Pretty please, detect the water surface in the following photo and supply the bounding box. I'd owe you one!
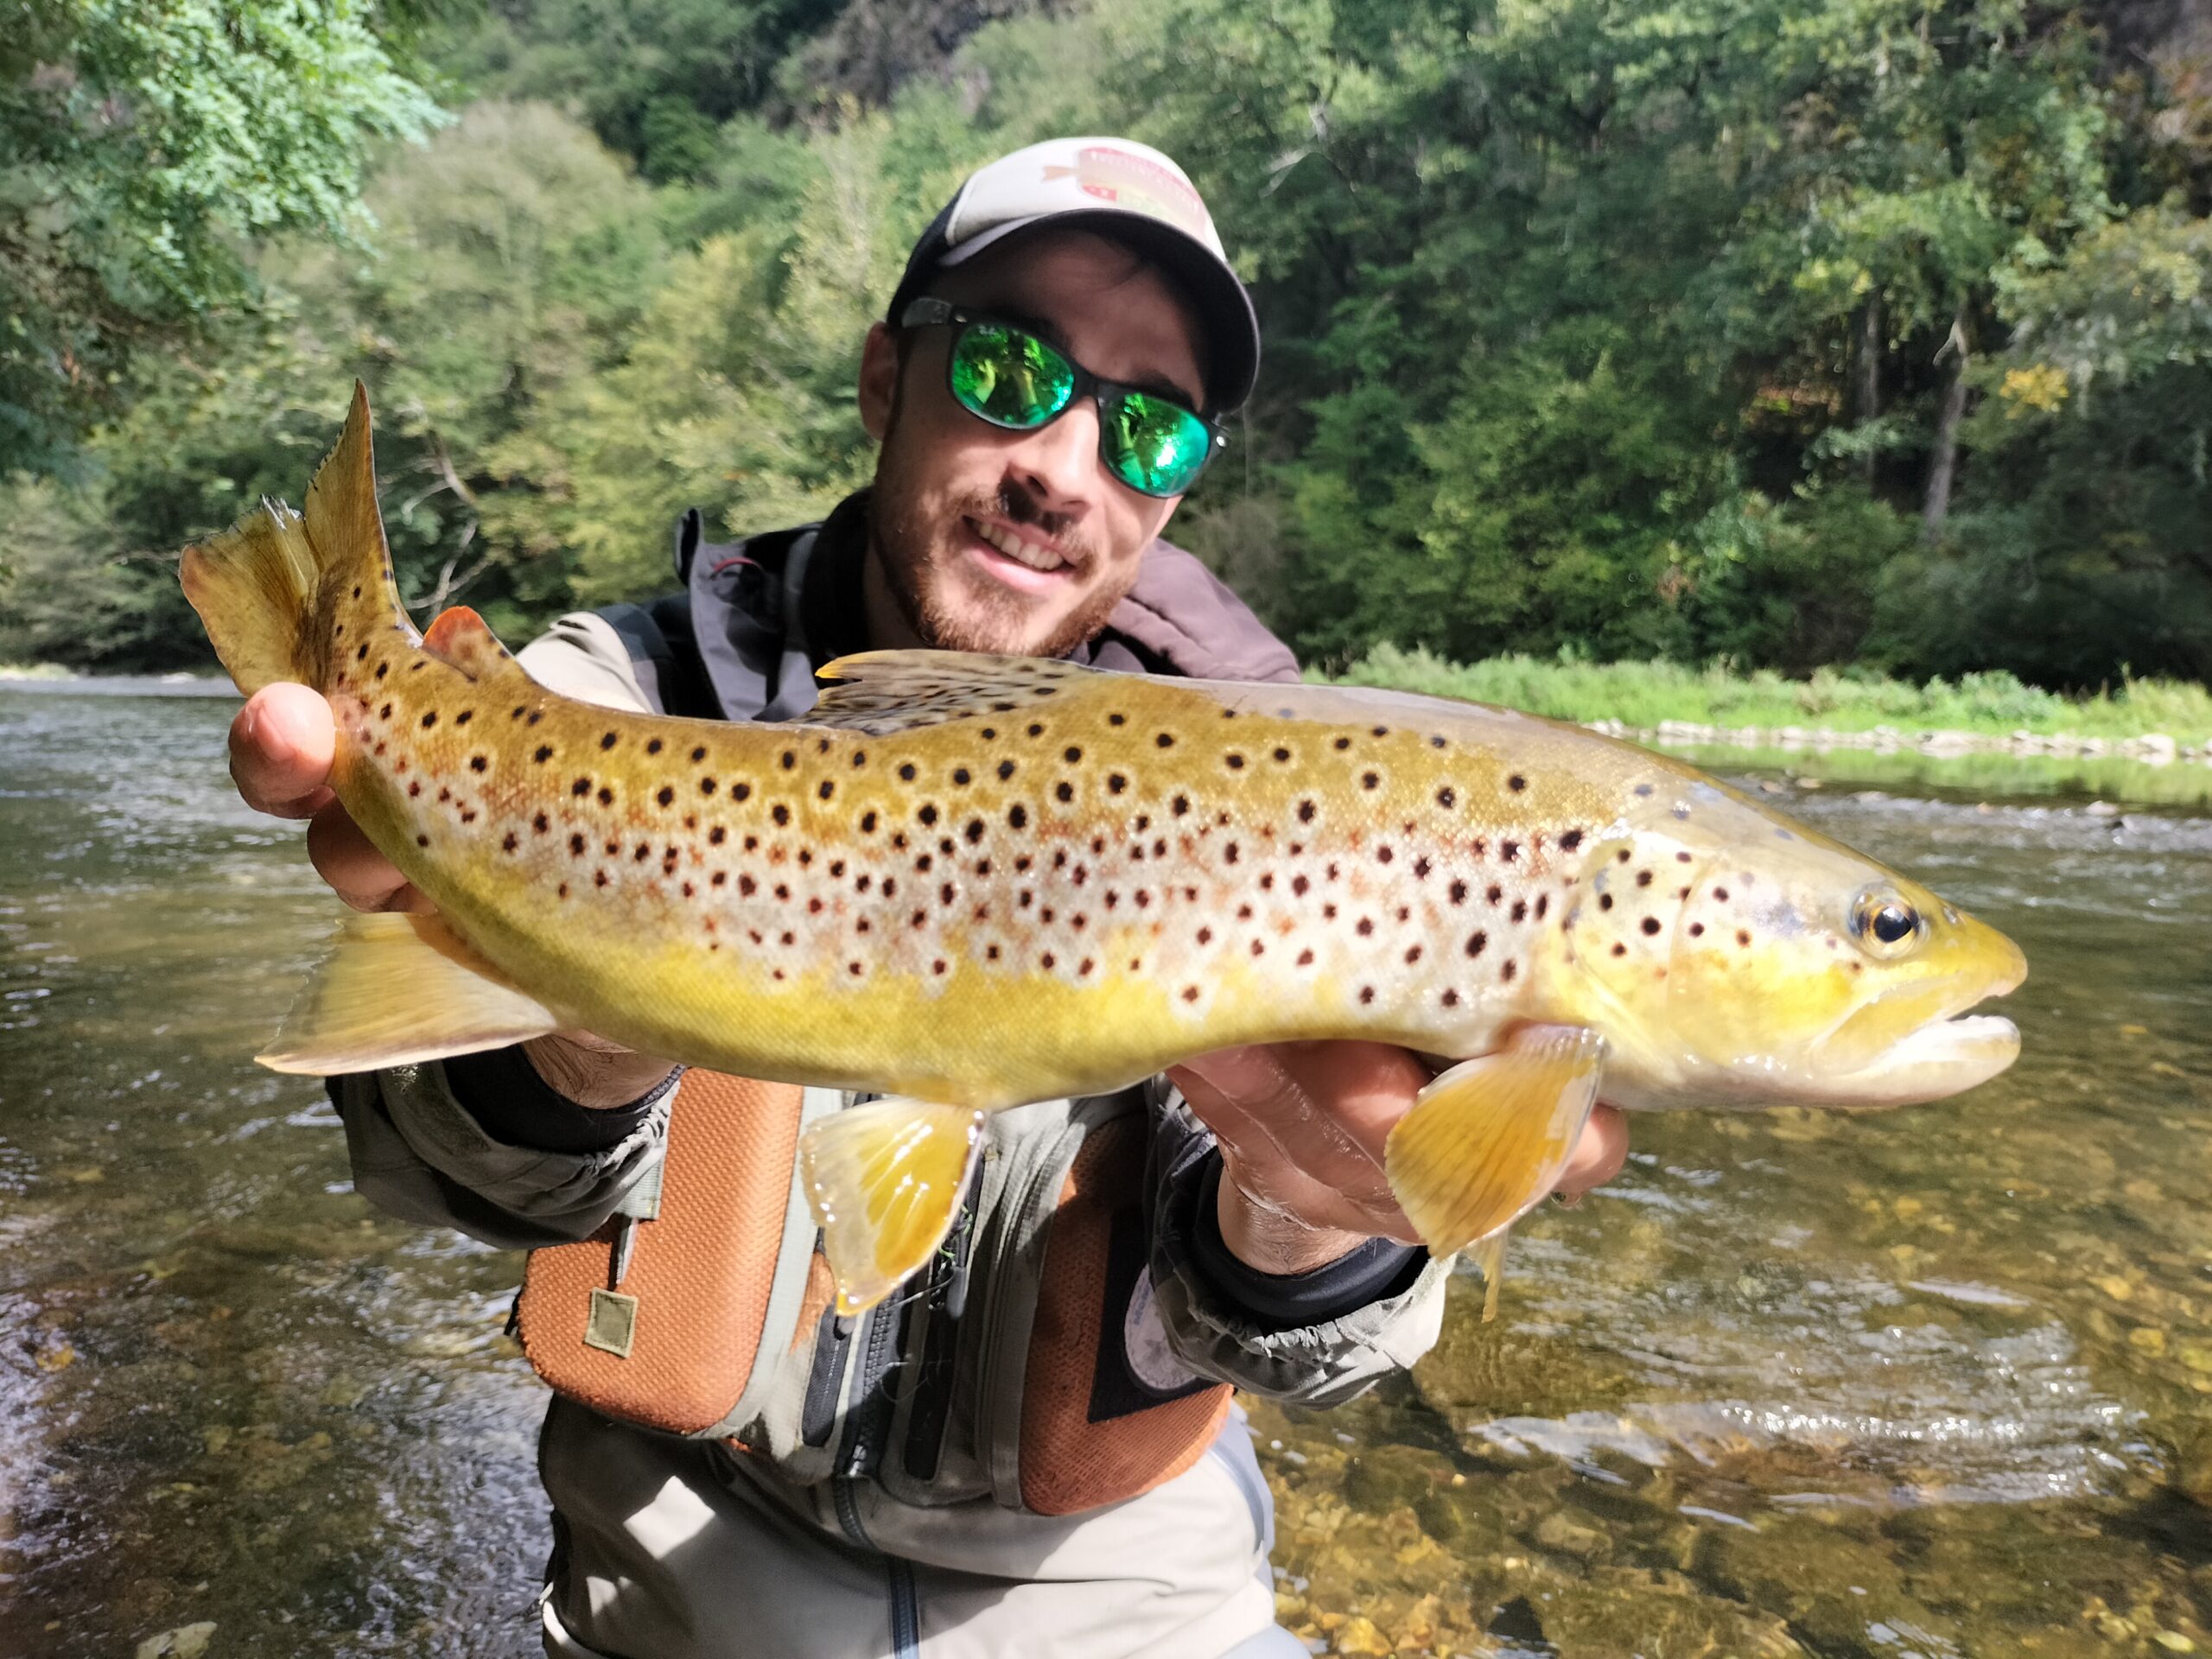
[2,684,2207,1657]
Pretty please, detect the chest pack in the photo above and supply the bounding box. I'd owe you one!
[512,1072,1232,1515]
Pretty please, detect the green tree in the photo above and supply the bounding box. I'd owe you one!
[1,0,442,471]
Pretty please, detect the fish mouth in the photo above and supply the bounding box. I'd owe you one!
[1814,986,2024,1110]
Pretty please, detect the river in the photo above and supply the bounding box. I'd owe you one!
[2,681,2207,1657]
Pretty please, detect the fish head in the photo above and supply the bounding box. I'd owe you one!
[1550,782,2025,1111]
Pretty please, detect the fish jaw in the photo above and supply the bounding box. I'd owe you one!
[1807,1009,2022,1110]
[1796,910,2027,1109]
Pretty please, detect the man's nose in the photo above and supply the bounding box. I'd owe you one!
[1005,400,1101,517]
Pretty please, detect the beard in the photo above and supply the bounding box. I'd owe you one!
[869,478,1136,659]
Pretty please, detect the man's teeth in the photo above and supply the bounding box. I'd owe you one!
[974,519,1065,572]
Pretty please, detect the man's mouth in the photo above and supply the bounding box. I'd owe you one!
[966,515,1073,577]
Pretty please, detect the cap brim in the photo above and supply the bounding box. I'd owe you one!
[936,208,1258,414]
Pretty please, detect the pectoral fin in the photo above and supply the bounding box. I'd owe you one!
[1383,1025,1605,1261]
[799,1098,983,1316]
[258,911,563,1073]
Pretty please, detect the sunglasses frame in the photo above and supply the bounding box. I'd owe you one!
[898,298,1227,499]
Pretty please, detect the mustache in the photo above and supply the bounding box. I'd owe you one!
[945,486,1099,569]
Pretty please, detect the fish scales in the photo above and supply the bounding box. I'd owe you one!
[181,386,2025,1316]
[340,622,1637,1106]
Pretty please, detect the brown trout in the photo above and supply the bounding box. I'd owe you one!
[181,388,2026,1314]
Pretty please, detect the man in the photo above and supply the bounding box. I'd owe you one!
[226,138,1626,1658]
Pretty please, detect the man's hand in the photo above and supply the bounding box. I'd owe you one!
[1168,1040,1628,1278]
[228,683,670,1108]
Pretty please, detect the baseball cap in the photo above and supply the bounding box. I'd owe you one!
[886,137,1260,413]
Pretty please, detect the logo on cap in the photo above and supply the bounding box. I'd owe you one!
[1040,145,1211,243]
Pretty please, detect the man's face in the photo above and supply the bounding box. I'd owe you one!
[858,229,1209,658]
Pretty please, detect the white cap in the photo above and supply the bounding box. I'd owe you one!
[887,137,1260,411]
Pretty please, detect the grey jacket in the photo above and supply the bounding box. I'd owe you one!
[331,497,1452,1659]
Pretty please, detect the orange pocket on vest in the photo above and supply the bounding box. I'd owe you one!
[1018,1116,1231,1516]
[516,1071,802,1436]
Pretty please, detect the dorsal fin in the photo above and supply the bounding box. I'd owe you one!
[423,605,519,683]
[805,650,1090,734]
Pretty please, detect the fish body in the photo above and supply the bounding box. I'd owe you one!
[182,388,2026,1313]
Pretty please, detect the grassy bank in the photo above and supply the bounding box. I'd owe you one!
[1329,645,2212,747]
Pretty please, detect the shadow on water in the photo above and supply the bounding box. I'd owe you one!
[4,683,2211,1656]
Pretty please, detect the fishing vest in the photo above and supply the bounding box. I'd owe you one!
[508,505,1288,1514]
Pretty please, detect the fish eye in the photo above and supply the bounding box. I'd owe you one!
[1849,887,1923,957]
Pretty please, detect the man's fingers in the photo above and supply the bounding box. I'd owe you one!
[306,800,429,913]
[230,683,337,818]
[1171,1045,1402,1220]
[1555,1103,1629,1200]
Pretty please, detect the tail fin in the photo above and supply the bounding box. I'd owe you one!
[180,383,404,696]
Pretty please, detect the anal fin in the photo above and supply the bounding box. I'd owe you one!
[799,1098,982,1316]
[1384,1025,1605,1259]
[259,911,562,1074]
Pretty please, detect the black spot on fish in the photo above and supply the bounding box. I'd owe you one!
[1107,773,1128,794]
[998,760,1016,780]
[1560,829,1585,852]
[1642,918,1662,935]
[1465,931,1488,958]
[601,733,618,750]
[1361,772,1379,790]
[657,786,674,807]
[646,739,663,755]
[899,763,917,781]
[1436,786,1456,809]
[469,755,487,773]
[772,804,790,826]
[573,778,591,797]
[534,745,553,764]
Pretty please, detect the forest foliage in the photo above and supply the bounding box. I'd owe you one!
[3,0,2209,692]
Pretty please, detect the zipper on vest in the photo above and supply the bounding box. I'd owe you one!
[840,1294,905,1480]
[800,1300,853,1448]
[887,1556,920,1659]
[901,1171,981,1482]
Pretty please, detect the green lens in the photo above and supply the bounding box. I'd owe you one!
[950,323,1074,428]
[1104,391,1214,496]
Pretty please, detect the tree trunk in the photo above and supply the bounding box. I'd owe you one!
[1923,304,1970,543]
